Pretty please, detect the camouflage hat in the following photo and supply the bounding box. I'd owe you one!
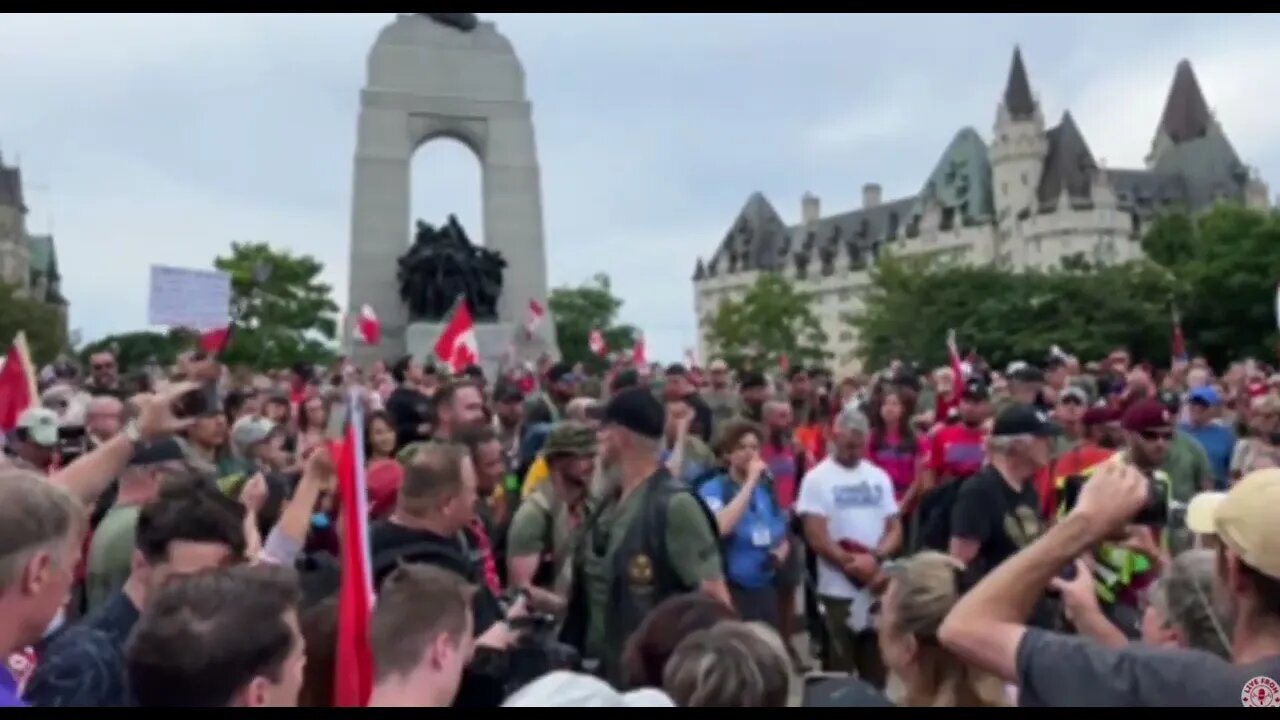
[543,421,598,458]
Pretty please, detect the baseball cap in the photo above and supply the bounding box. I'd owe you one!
[543,421,599,458]
[991,404,1061,438]
[665,363,688,377]
[708,358,729,373]
[960,377,989,402]
[1060,386,1089,405]
[1006,361,1045,384]
[231,416,278,455]
[1082,405,1121,427]
[503,671,674,708]
[1187,386,1221,407]
[739,371,767,390]
[1186,469,1280,580]
[602,387,665,440]
[17,407,59,447]
[547,361,575,385]
[1121,399,1173,432]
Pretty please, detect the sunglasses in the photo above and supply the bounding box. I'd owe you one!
[1139,429,1174,442]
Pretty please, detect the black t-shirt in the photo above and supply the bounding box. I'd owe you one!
[950,465,1045,578]
[368,520,503,634]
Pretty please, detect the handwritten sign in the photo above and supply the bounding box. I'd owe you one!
[147,265,231,330]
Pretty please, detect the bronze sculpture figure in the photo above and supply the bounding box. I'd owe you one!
[397,214,505,322]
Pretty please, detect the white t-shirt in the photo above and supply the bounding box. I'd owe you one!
[795,456,899,631]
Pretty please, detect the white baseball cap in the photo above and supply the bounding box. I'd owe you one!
[17,407,59,447]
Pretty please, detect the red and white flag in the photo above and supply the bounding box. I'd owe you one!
[632,334,647,368]
[434,298,479,373]
[331,392,374,707]
[0,332,36,433]
[525,299,546,335]
[588,328,608,357]
[356,305,381,346]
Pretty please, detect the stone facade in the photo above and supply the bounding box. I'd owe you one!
[347,13,555,369]
[0,155,65,309]
[692,49,1270,376]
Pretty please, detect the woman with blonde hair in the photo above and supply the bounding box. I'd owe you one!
[876,551,1008,707]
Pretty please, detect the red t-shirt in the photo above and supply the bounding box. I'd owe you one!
[760,442,801,511]
[929,423,986,481]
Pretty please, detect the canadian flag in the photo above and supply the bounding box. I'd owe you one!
[588,328,608,357]
[356,305,381,346]
[0,332,37,434]
[632,334,647,368]
[433,299,479,373]
[331,390,374,707]
[525,299,546,335]
[198,326,232,356]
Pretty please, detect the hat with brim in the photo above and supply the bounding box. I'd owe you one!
[1186,469,1280,580]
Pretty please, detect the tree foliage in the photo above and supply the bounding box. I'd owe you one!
[214,242,339,370]
[549,273,638,371]
[850,254,1179,370]
[0,283,67,365]
[706,273,829,370]
[1141,205,1280,367]
[79,329,197,372]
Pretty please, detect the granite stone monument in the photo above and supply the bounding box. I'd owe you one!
[347,12,556,372]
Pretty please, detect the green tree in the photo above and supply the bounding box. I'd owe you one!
[0,283,67,365]
[79,329,197,372]
[1142,205,1280,366]
[214,242,339,370]
[548,273,637,371]
[850,255,1178,370]
[706,273,829,370]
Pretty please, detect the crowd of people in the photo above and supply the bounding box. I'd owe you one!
[1,343,1278,707]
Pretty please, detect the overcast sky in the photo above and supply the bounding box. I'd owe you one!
[3,13,1279,362]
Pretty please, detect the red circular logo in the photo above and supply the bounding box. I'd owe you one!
[1241,676,1280,707]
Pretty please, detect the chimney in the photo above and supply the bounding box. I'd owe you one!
[801,192,821,225]
[862,183,882,209]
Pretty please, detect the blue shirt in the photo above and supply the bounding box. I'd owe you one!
[698,473,788,589]
[1179,422,1236,490]
[24,590,140,707]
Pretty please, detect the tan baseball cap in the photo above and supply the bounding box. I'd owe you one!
[1186,468,1280,580]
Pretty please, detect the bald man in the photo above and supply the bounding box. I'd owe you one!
[86,396,125,447]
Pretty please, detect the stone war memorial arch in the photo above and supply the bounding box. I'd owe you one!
[347,12,557,370]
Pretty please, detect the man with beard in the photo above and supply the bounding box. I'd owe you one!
[506,422,599,616]
[701,359,740,428]
[1059,400,1174,621]
[738,372,769,424]
[397,380,487,461]
[524,362,577,426]
[574,388,727,684]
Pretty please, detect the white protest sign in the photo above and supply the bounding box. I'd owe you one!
[147,265,232,330]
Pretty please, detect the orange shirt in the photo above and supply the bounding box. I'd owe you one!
[1034,442,1115,520]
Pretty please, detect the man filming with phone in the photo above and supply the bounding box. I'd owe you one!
[939,463,1280,707]
[1057,399,1173,621]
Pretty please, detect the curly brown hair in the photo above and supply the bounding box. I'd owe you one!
[712,418,764,459]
